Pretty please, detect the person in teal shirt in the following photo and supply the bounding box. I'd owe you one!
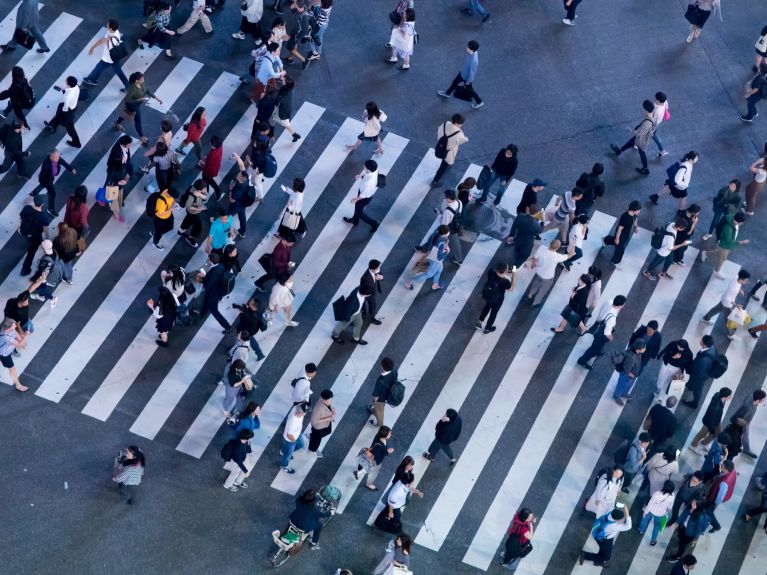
[207,209,232,256]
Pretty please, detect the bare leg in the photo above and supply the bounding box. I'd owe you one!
[8,366,27,392]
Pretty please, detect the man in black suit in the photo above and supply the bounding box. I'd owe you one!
[683,335,717,409]
[646,396,677,457]
[201,252,232,332]
[367,357,397,427]
[360,259,383,325]
[30,149,76,217]
[105,134,134,185]
[0,121,30,179]
[331,285,373,345]
[505,203,543,268]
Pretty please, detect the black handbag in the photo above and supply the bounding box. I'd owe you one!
[13,28,35,49]
[377,173,387,188]
[388,10,402,25]
[454,84,473,102]
[109,38,130,63]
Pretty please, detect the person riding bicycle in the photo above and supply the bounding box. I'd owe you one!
[288,488,331,549]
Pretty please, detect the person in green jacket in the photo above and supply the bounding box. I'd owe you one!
[703,179,742,240]
[113,72,163,145]
[701,212,749,277]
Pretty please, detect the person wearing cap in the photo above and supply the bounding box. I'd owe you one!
[30,149,77,217]
[608,200,641,267]
[44,76,82,149]
[0,317,29,391]
[578,508,632,567]
[332,284,373,345]
[0,121,31,180]
[308,389,336,457]
[150,187,178,251]
[610,99,656,176]
[515,179,547,215]
[343,160,380,233]
[477,144,518,205]
[18,195,53,277]
[359,259,383,325]
[28,239,64,309]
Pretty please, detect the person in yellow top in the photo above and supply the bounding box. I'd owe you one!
[151,188,178,251]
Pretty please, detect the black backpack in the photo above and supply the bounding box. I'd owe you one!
[709,353,728,379]
[145,191,162,217]
[481,275,502,304]
[650,226,673,250]
[386,380,406,406]
[434,122,459,160]
[18,208,37,236]
[446,206,462,234]
[665,161,681,183]
[219,268,236,295]
[20,82,35,109]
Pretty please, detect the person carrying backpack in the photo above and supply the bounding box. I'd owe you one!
[501,508,535,571]
[0,66,34,128]
[220,428,254,492]
[578,508,632,568]
[642,218,690,281]
[649,151,699,210]
[430,113,469,187]
[585,465,624,516]
[741,62,767,122]
[368,357,398,427]
[476,262,516,334]
[18,195,52,277]
[28,240,64,308]
[227,154,256,239]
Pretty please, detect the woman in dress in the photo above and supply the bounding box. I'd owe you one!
[387,7,416,70]
[585,464,624,516]
[551,273,591,335]
[685,0,720,44]
[176,106,206,160]
[147,285,177,347]
[745,156,767,215]
[277,177,306,239]
[346,101,387,155]
[269,272,298,327]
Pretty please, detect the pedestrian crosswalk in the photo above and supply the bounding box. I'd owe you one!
[2,5,767,573]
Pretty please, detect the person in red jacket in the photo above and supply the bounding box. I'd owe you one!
[176,106,206,160]
[254,233,295,292]
[63,185,90,238]
[707,460,736,533]
[200,134,223,199]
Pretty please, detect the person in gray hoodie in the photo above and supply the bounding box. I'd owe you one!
[619,432,651,493]
[1,0,50,52]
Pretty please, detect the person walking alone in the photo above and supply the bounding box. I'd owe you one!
[112,446,145,505]
[82,19,129,88]
[30,149,77,217]
[1,0,50,53]
[114,72,163,145]
[501,509,535,571]
[346,102,386,155]
[423,409,462,464]
[437,40,483,109]
[43,76,82,149]
[308,389,336,457]
[610,100,655,175]
[430,114,469,187]
[368,357,398,427]
[476,262,516,334]
[649,151,699,210]
[607,200,641,268]
[343,160,380,232]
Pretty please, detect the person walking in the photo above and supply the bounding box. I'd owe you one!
[607,200,641,267]
[628,321,662,378]
[561,214,589,271]
[551,274,591,335]
[226,155,253,239]
[506,203,543,268]
[200,135,224,199]
[740,63,767,122]
[372,533,412,575]
[610,100,655,175]
[430,114,469,187]
[613,339,646,405]
[701,269,750,326]
[52,222,78,285]
[562,0,582,25]
[289,363,316,407]
[689,387,733,453]
[30,149,77,217]
[82,19,129,88]
[437,40,483,109]
[233,297,267,361]
[114,72,163,145]
[646,397,679,456]
[642,218,690,281]
[639,480,676,546]
[273,77,301,142]
[700,212,749,277]
[617,433,650,493]
[744,156,767,214]
[0,66,34,128]
[651,92,670,157]
[200,253,233,332]
[706,460,737,533]
[255,234,295,292]
[308,0,333,59]
[0,121,31,179]
[684,0,720,42]
[544,187,582,243]
[354,425,394,490]
[147,286,177,347]
[405,225,450,291]
[346,103,387,155]
[476,262,516,334]
[331,284,373,344]
[477,144,519,205]
[585,465,624,516]
[672,204,699,265]
[730,389,766,458]
[176,0,214,36]
[18,195,52,277]
[368,357,398,427]
[701,432,731,482]
[231,402,261,437]
[43,76,82,149]
[462,0,490,23]
[501,509,535,571]
[343,160,381,232]
[205,210,233,257]
[176,106,206,159]
[649,151,699,209]
[138,1,176,59]
[177,179,208,248]
[578,508,632,567]
[515,178,547,215]
[645,447,679,496]
[703,179,742,240]
[525,239,566,307]
[667,499,710,562]
[28,240,63,307]
[682,335,717,409]
[220,428,254,491]
[144,141,179,193]
[112,446,145,504]
[1,0,50,53]
[277,178,307,239]
[308,389,335,457]
[744,476,767,529]
[667,471,705,527]
[386,7,416,70]
[655,339,692,396]
[360,259,383,325]
[149,187,178,251]
[0,318,28,391]
[268,272,298,327]
[423,409,462,464]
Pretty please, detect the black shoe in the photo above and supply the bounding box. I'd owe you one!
[610,144,621,156]
[483,326,496,334]
[343,217,356,225]
[292,133,301,142]
[20,268,31,277]
[353,339,368,345]
[369,318,382,325]
[577,361,592,370]
[331,335,344,344]
[648,193,659,205]
[682,401,697,409]
[636,167,650,175]
[1,43,16,51]
[370,224,379,233]
[709,526,721,533]
[66,140,82,148]
[36,47,50,53]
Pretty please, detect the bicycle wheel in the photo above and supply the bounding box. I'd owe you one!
[270,547,290,568]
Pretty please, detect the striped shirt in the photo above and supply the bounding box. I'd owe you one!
[314,5,331,27]
[115,463,144,486]
[644,491,675,516]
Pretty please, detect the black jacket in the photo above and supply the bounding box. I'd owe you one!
[203,264,226,300]
[490,149,518,179]
[567,285,590,320]
[659,341,693,372]
[336,288,364,322]
[702,392,727,431]
[516,184,538,215]
[290,498,330,532]
[0,126,23,155]
[435,409,462,444]
[237,307,266,335]
[359,269,381,296]
[509,213,542,257]
[629,325,662,361]
[647,404,676,445]
[223,438,251,472]
[372,369,398,401]
[38,156,73,185]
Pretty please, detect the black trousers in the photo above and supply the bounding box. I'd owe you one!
[255,270,275,289]
[684,376,705,407]
[180,212,202,240]
[22,234,42,273]
[611,237,630,264]
[203,174,222,199]
[673,529,695,559]
[433,159,451,184]
[0,151,29,178]
[618,136,648,169]
[479,300,503,328]
[32,182,56,212]
[583,538,613,565]
[364,293,378,318]
[308,425,331,452]
[564,0,582,19]
[202,293,231,330]
[49,105,81,147]
[579,331,608,365]
[152,215,174,245]
[746,490,767,527]
[350,197,378,228]
[445,73,482,103]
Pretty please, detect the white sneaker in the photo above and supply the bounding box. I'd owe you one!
[562,18,574,25]
[702,234,712,241]
[700,250,708,262]
[50,297,58,308]
[232,31,246,39]
[713,271,725,279]
[29,293,44,301]
[286,320,299,327]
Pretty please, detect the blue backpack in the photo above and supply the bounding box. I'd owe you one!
[591,513,611,542]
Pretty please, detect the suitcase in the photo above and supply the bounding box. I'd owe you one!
[374,508,402,534]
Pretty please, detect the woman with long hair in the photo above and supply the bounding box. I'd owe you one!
[112,445,145,505]
[0,66,32,128]
[268,272,298,327]
[64,185,90,238]
[144,141,178,192]
[386,7,416,71]
[147,286,178,347]
[52,222,79,284]
[346,101,387,155]
[372,532,412,575]
[176,106,206,160]
[277,177,307,238]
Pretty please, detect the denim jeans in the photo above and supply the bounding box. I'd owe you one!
[479,171,508,203]
[310,23,327,55]
[85,59,129,87]
[228,204,247,235]
[745,93,762,120]
[646,252,673,274]
[468,0,488,16]
[652,129,664,152]
[639,512,665,543]
[249,336,265,360]
[563,246,583,267]
[707,206,727,235]
[411,260,443,287]
[281,435,305,468]
[614,372,636,399]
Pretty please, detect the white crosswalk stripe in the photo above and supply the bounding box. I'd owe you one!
[4,7,767,573]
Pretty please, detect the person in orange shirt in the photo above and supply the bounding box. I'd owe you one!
[151,188,178,251]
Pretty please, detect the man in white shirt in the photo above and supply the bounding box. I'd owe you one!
[643,218,689,281]
[578,295,626,369]
[343,160,380,232]
[701,269,751,325]
[438,188,464,264]
[82,19,129,88]
[525,239,568,307]
[290,362,317,406]
[280,402,309,474]
[43,77,81,148]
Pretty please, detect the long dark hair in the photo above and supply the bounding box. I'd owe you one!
[126,445,146,468]
[157,286,177,313]
[164,265,185,291]
[396,532,412,554]
[190,106,205,128]
[365,101,381,120]
[11,65,25,83]
[71,185,87,209]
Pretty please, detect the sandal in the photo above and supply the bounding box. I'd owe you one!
[550,328,565,334]
[365,484,379,491]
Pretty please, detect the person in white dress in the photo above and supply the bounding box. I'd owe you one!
[585,465,624,516]
[386,8,416,70]
[269,272,298,327]
[277,178,306,238]
[346,102,387,155]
